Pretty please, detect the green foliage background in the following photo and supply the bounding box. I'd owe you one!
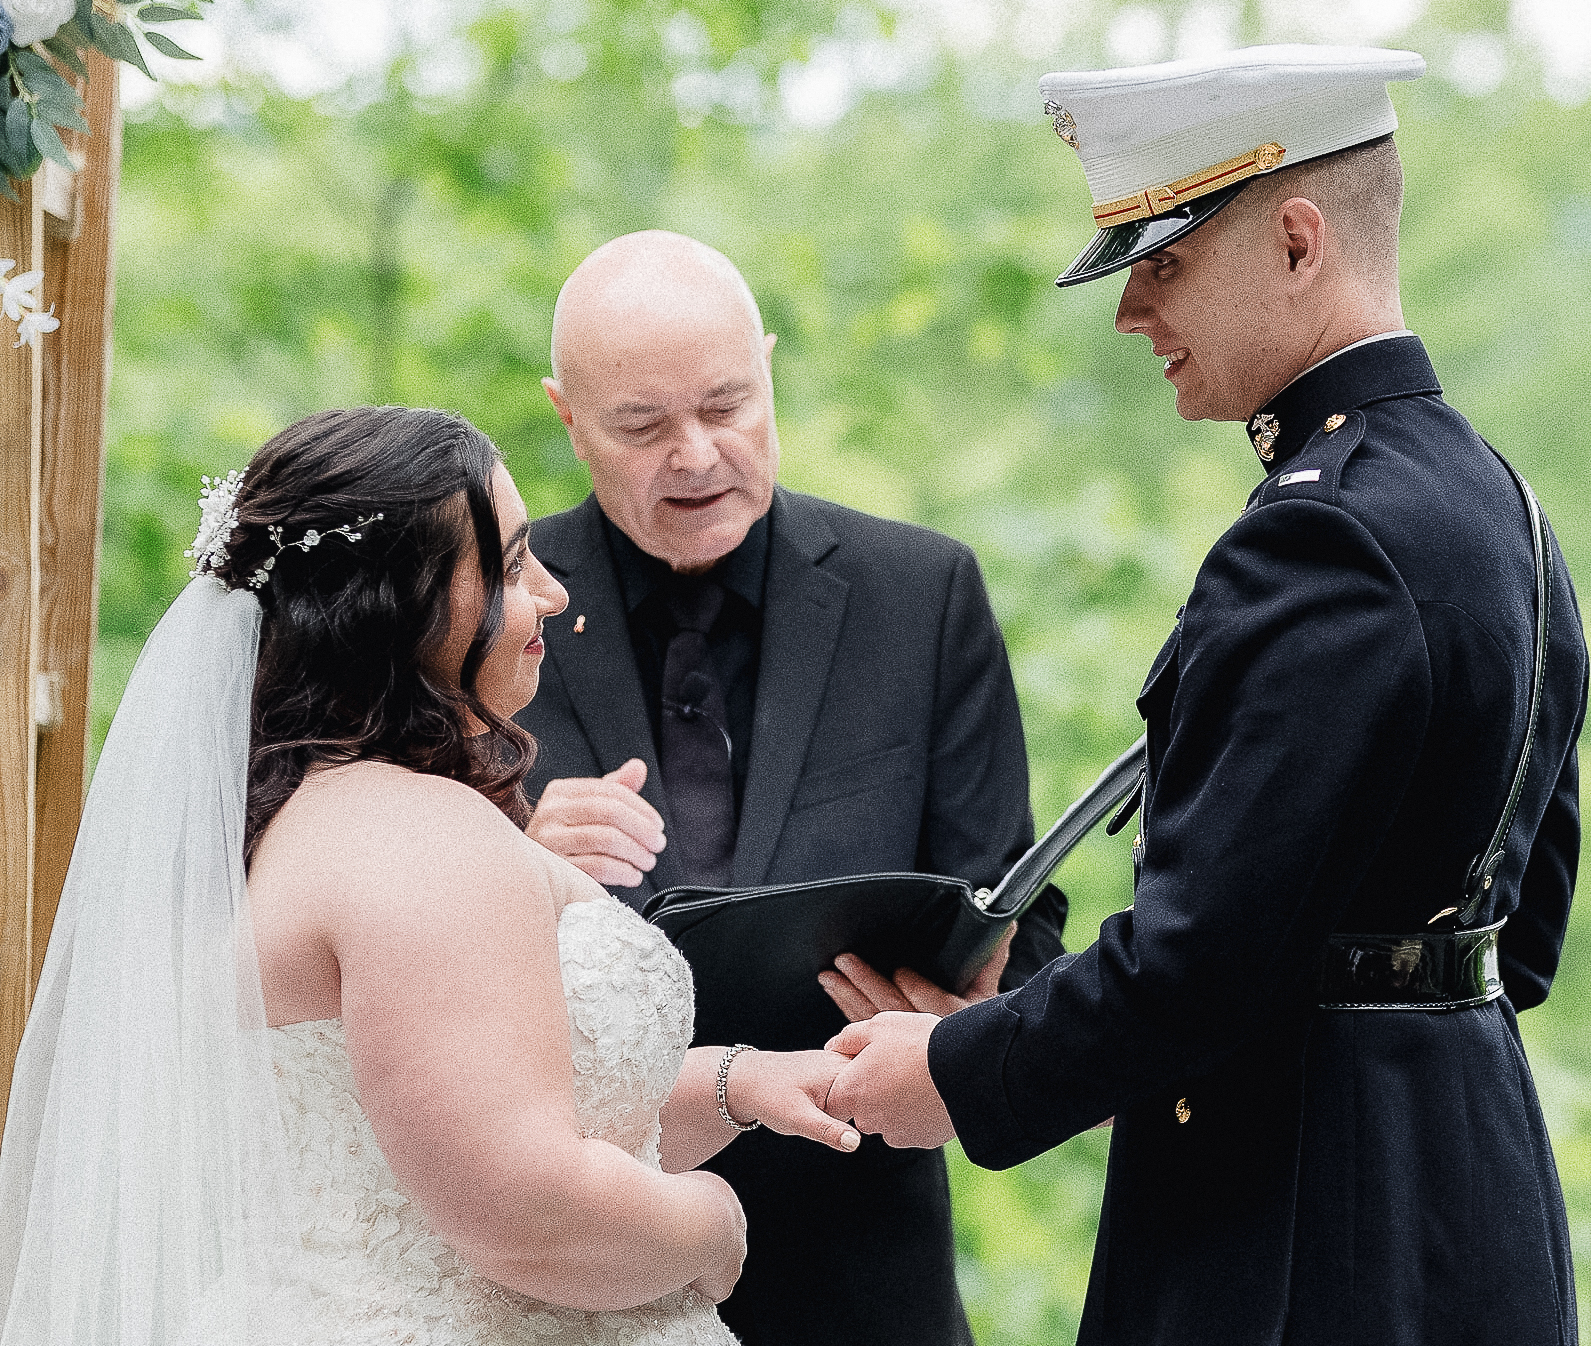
[94,1,1591,1339]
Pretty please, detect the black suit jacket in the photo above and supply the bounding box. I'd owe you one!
[931,337,1586,1346]
[518,487,1065,1345]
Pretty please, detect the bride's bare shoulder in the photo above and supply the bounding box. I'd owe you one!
[252,761,592,919]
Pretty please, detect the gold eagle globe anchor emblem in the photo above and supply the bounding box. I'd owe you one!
[1249,412,1281,462]
[1042,100,1080,152]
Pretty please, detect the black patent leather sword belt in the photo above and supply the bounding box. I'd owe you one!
[1316,452,1544,1013]
[1317,919,1505,1010]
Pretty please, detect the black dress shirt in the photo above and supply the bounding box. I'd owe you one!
[601,512,769,817]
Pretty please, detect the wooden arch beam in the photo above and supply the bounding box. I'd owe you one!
[0,53,119,1135]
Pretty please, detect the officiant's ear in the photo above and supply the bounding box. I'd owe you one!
[764,332,777,363]
[542,377,575,432]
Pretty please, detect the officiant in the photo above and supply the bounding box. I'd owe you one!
[514,230,1067,1346]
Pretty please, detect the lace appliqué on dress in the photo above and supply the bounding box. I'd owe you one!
[267,897,735,1345]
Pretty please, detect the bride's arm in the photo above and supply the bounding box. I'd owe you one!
[314,770,743,1311]
[658,1047,862,1173]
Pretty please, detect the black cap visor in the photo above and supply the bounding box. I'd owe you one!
[1056,182,1247,288]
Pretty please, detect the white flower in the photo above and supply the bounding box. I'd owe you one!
[13,303,57,348]
[184,470,246,580]
[1,267,42,322]
[1,0,76,47]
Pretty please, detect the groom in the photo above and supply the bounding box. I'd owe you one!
[826,45,1585,1346]
[516,230,1067,1345]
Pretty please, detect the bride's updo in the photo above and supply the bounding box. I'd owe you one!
[217,406,536,862]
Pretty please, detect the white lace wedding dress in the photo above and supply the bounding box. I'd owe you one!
[267,895,739,1345]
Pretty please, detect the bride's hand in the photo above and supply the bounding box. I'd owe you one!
[725,1050,862,1153]
[674,1170,747,1303]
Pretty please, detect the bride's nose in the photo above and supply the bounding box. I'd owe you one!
[530,556,569,617]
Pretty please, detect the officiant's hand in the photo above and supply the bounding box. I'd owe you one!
[817,923,1016,1022]
[823,1012,954,1149]
[525,758,667,887]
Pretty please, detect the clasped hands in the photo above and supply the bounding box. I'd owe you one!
[812,923,1016,1150]
[525,761,1009,1152]
[711,929,1011,1155]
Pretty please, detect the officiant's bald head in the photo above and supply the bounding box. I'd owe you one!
[543,232,779,573]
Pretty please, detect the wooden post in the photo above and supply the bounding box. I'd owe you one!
[0,53,119,1136]
[0,160,44,1145]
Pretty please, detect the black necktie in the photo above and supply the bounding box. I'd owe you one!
[660,575,735,886]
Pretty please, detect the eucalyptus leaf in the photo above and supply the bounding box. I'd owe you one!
[5,97,30,159]
[33,71,86,109]
[44,106,91,135]
[143,30,200,60]
[0,178,20,206]
[0,134,38,184]
[43,36,92,80]
[138,5,201,21]
[12,49,58,82]
[73,0,93,27]
[29,116,74,170]
[87,13,152,79]
[26,62,82,111]
[32,85,88,131]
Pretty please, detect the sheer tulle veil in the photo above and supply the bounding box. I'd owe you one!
[0,577,306,1342]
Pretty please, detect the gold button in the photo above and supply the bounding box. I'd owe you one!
[1254,142,1285,172]
[1174,1097,1191,1124]
[1323,413,1346,433]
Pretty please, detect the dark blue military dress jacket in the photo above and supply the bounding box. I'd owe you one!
[929,336,1586,1346]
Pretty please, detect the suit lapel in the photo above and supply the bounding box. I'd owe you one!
[733,490,849,886]
[534,496,685,894]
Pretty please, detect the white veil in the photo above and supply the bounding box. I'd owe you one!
[0,577,305,1343]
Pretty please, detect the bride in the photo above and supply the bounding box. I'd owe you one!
[0,406,859,1344]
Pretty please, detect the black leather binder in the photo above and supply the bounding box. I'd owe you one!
[642,737,1147,1051]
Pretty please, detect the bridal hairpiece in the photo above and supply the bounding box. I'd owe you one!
[185,468,384,590]
[185,470,246,581]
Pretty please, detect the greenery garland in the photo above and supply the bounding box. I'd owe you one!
[1,0,208,203]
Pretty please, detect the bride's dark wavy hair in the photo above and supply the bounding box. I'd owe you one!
[213,406,536,865]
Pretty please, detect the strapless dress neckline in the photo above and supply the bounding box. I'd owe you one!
[265,895,738,1344]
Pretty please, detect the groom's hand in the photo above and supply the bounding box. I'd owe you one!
[819,923,1015,1022]
[524,758,667,887]
[824,1012,955,1149]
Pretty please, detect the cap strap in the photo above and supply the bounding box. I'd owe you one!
[1091,141,1287,227]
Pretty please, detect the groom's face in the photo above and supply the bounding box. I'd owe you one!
[544,280,780,575]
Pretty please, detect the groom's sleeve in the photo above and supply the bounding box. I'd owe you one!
[927,502,1432,1170]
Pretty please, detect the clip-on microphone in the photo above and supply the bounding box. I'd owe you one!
[663,671,733,759]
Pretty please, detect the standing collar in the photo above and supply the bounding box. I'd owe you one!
[601,506,772,612]
[1244,333,1442,473]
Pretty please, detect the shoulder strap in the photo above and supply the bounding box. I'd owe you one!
[979,735,1148,914]
[1454,452,1551,926]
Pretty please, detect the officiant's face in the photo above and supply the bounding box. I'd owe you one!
[544,244,780,574]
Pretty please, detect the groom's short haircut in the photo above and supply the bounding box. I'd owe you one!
[1229,134,1405,286]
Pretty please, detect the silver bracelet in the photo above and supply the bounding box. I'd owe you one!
[716,1044,760,1132]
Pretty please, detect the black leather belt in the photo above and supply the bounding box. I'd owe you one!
[1318,918,1504,1010]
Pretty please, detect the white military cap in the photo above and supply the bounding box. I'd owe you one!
[1040,45,1425,286]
